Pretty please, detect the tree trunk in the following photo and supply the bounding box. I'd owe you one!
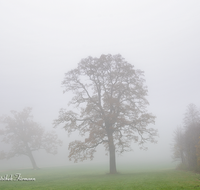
[28,151,39,170]
[108,132,117,174]
[25,143,39,169]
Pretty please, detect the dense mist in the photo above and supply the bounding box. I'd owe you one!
[0,0,200,171]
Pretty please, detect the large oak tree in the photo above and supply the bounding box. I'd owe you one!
[0,107,62,169]
[54,54,157,174]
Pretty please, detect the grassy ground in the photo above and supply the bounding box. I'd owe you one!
[0,164,200,190]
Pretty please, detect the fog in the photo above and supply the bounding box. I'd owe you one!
[0,0,200,171]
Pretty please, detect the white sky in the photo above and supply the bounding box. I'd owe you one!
[0,0,200,168]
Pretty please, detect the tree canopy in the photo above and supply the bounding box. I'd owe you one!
[54,54,157,173]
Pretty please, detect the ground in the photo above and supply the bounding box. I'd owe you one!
[0,163,200,190]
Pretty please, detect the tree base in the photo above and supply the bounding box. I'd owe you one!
[107,171,120,175]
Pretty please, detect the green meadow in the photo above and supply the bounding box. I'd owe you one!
[0,163,200,190]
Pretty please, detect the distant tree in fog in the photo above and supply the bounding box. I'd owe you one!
[184,104,200,170]
[0,107,62,169]
[54,54,158,174]
[172,104,200,171]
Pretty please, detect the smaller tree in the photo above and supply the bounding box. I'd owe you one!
[172,104,200,171]
[183,104,200,170]
[0,107,62,169]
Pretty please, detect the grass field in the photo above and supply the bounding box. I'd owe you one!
[0,163,200,190]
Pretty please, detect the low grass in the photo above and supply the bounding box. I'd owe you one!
[0,164,200,190]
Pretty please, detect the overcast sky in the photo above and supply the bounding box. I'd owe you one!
[0,0,200,168]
